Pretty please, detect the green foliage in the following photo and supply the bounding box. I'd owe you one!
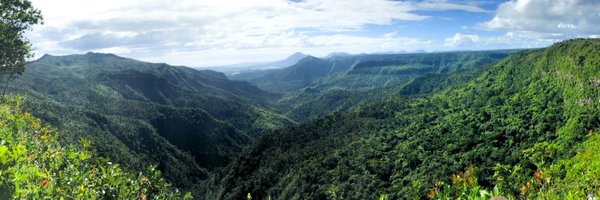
[239,50,515,95]
[239,55,358,93]
[0,0,43,95]
[533,129,600,199]
[432,129,600,200]
[0,96,191,199]
[10,53,294,197]
[277,50,514,122]
[217,39,600,199]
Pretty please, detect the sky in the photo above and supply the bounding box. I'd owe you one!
[27,0,600,67]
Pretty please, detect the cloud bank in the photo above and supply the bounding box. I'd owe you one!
[28,0,489,66]
[28,0,600,66]
[445,0,600,50]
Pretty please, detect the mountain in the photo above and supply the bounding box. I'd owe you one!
[233,54,405,93]
[233,56,349,93]
[277,50,516,121]
[279,66,488,122]
[270,52,309,68]
[200,52,308,76]
[10,52,293,196]
[234,51,516,95]
[0,96,191,199]
[215,39,600,199]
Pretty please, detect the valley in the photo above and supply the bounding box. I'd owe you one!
[10,47,520,198]
[2,1,600,199]
[9,39,600,199]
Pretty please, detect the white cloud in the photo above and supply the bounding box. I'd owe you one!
[479,0,600,36]
[137,33,435,66]
[444,33,480,47]
[557,23,577,30]
[444,31,566,50]
[439,0,600,51]
[27,0,489,66]
[414,1,492,13]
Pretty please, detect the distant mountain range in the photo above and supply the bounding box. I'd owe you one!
[198,52,308,75]
[277,50,517,121]
[231,50,516,95]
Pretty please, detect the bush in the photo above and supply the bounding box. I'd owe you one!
[0,96,191,199]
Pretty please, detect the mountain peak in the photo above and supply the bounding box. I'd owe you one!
[38,54,54,60]
[283,52,308,62]
[298,55,320,62]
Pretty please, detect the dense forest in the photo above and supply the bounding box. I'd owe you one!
[217,39,600,199]
[8,53,294,197]
[5,47,518,198]
[2,1,600,199]
[6,38,598,200]
[275,50,516,122]
[3,37,600,199]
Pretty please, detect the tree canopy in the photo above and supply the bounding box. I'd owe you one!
[0,0,42,95]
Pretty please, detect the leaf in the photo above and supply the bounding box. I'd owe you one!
[0,145,9,164]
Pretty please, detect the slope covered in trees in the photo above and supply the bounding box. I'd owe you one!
[0,96,191,199]
[232,53,460,94]
[8,53,294,196]
[216,39,600,199]
[277,51,515,122]
[235,55,359,93]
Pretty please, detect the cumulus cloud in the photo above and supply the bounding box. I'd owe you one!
[444,31,566,49]
[479,0,600,37]
[438,0,600,50]
[444,33,480,47]
[28,0,489,66]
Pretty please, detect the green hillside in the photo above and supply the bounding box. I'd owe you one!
[278,51,515,122]
[0,96,191,199]
[233,53,452,94]
[216,39,600,199]
[9,53,294,196]
[280,66,487,122]
[235,55,357,93]
[308,51,512,91]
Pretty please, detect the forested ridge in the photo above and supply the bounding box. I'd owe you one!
[4,0,599,199]
[7,53,294,197]
[276,50,515,122]
[2,23,599,199]
[0,96,192,199]
[216,39,600,199]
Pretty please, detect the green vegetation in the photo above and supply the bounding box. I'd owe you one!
[4,5,599,199]
[216,39,600,199]
[10,53,294,197]
[236,55,355,93]
[278,51,514,122]
[0,96,191,199]
[432,129,600,199]
[235,53,429,93]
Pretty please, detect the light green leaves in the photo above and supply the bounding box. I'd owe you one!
[0,96,191,199]
[0,145,9,164]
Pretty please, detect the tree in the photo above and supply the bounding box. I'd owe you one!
[0,0,42,96]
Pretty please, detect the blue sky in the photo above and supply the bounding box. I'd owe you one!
[27,0,600,67]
